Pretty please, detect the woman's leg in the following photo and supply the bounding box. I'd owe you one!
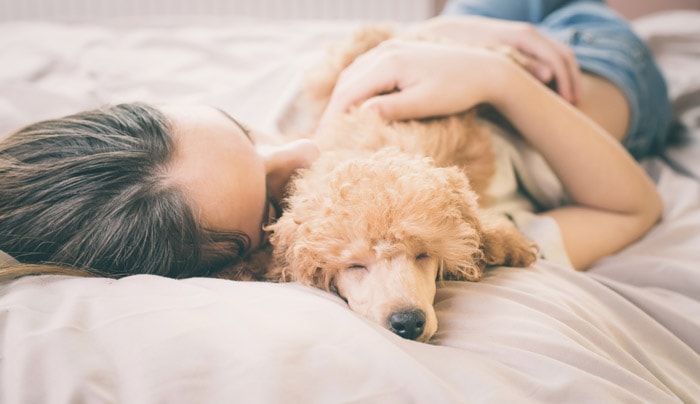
[442,0,671,158]
[539,2,672,158]
[441,0,602,23]
[577,72,630,143]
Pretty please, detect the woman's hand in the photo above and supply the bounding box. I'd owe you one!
[412,15,581,104]
[321,35,661,270]
[320,39,512,125]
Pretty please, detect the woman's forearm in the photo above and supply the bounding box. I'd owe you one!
[320,39,662,269]
[490,61,663,269]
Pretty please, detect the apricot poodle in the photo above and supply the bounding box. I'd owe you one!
[227,26,538,342]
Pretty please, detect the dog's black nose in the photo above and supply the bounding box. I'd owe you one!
[389,309,426,340]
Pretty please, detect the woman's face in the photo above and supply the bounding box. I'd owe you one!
[162,105,318,250]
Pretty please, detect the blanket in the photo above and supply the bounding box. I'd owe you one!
[1,11,699,403]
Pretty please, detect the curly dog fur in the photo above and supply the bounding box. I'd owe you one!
[223,25,538,342]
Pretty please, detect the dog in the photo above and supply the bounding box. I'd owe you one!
[225,25,538,342]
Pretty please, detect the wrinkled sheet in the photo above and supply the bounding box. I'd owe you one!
[1,13,700,403]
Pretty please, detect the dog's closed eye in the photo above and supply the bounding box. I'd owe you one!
[347,264,367,271]
[416,253,429,260]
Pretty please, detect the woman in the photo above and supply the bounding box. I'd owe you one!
[0,0,669,278]
[0,104,318,279]
[325,0,671,159]
[321,0,670,270]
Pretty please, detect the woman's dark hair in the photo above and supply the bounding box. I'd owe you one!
[0,103,250,278]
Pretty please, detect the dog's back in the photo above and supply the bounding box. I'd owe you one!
[302,24,496,200]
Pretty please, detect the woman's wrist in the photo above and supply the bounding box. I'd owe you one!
[480,51,529,111]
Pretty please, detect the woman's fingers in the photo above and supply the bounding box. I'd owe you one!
[360,86,433,121]
[513,28,581,103]
[413,16,582,104]
[321,40,508,125]
[549,37,581,103]
[319,44,401,124]
[536,36,580,104]
[526,59,554,83]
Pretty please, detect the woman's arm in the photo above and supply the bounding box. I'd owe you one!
[321,39,510,123]
[320,40,662,270]
[409,15,581,103]
[491,58,662,270]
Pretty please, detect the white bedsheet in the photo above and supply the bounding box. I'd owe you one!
[1,12,699,403]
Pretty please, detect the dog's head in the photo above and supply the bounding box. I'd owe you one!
[268,148,494,342]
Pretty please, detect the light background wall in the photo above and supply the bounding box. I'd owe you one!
[608,0,700,19]
[0,0,440,21]
[0,0,698,21]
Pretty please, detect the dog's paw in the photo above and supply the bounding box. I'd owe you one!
[490,236,539,268]
[479,214,539,268]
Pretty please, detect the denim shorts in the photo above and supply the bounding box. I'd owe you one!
[442,0,672,159]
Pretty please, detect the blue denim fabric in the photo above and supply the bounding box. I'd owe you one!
[442,0,602,23]
[442,0,672,159]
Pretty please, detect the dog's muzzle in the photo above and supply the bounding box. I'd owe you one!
[389,309,426,340]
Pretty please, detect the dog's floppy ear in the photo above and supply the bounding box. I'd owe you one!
[267,217,330,291]
[436,167,487,282]
[266,163,342,291]
[437,167,538,281]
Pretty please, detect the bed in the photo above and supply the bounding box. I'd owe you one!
[1,8,700,403]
